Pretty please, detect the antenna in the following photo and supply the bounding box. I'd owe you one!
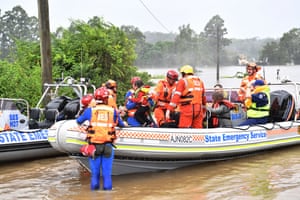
[80,47,83,78]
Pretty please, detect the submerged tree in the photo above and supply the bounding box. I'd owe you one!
[202,15,231,82]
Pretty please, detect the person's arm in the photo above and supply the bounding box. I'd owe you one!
[114,109,125,127]
[208,105,230,115]
[76,107,92,124]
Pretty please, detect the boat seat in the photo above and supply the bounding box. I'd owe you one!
[29,108,41,120]
[29,108,41,129]
[37,109,59,129]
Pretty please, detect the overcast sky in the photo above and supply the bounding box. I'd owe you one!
[1,0,300,39]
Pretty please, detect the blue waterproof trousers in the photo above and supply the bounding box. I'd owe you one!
[88,144,114,190]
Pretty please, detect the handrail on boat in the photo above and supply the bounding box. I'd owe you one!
[35,76,96,108]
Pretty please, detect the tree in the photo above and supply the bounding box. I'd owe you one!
[202,15,231,82]
[260,41,280,65]
[51,17,149,105]
[278,28,300,65]
[174,24,198,66]
[0,6,39,60]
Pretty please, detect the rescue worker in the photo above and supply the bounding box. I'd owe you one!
[153,69,178,127]
[76,87,125,191]
[124,76,142,126]
[207,91,236,128]
[77,93,94,117]
[238,79,270,126]
[165,65,206,128]
[238,62,266,102]
[104,79,117,108]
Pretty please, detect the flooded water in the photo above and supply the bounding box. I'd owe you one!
[1,145,300,200]
[141,65,300,88]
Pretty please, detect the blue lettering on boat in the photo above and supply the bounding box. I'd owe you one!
[250,131,267,139]
[0,130,48,144]
[205,135,221,143]
[171,135,193,143]
[223,133,249,142]
[9,114,19,128]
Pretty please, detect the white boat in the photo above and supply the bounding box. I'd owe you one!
[0,77,95,163]
[48,82,300,175]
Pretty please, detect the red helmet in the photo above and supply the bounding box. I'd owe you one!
[81,94,93,107]
[167,70,179,81]
[94,87,109,101]
[131,76,141,84]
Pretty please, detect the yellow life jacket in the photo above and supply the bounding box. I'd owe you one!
[87,105,116,144]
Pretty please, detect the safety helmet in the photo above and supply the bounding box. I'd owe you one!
[246,62,258,71]
[81,94,93,107]
[94,87,109,101]
[180,65,194,74]
[166,70,179,81]
[131,76,141,84]
[105,79,117,89]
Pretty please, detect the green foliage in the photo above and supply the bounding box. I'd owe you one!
[51,17,150,106]
[260,28,300,65]
[0,60,41,105]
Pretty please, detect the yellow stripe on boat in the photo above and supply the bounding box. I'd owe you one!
[116,137,300,152]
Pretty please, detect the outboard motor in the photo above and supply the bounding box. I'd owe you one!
[269,90,295,122]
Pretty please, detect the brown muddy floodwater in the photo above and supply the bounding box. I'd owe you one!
[1,145,300,200]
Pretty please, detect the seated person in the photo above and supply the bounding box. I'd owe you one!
[207,91,235,128]
[129,80,154,127]
[238,80,270,126]
[124,77,142,127]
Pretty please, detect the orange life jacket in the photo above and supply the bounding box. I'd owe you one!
[155,80,176,108]
[238,73,265,101]
[107,89,117,108]
[87,105,117,144]
[180,76,205,105]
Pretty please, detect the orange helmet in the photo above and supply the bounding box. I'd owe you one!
[94,87,109,101]
[81,94,93,107]
[166,70,179,81]
[131,76,141,84]
[105,79,117,89]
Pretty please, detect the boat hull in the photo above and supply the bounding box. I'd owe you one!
[0,129,65,163]
[48,120,300,175]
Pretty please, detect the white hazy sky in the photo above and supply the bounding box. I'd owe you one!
[1,0,300,39]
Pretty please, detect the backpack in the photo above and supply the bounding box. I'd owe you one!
[269,90,295,122]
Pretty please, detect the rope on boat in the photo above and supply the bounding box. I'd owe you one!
[0,128,42,133]
[232,120,298,131]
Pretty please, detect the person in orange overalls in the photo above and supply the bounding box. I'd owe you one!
[104,79,117,108]
[238,62,266,102]
[153,70,178,127]
[166,65,206,128]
